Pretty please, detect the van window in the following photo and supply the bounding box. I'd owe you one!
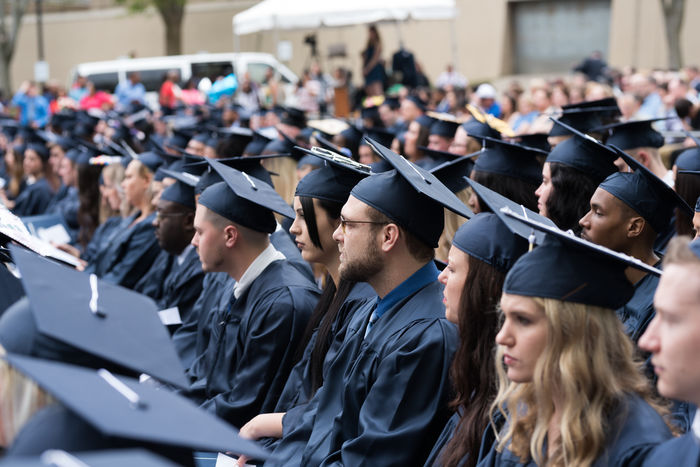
[86,72,119,92]
[246,62,273,84]
[191,61,234,84]
[138,68,176,93]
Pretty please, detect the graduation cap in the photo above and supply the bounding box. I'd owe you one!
[0,449,179,467]
[593,118,668,149]
[383,96,401,110]
[131,151,168,174]
[549,106,618,137]
[311,131,352,158]
[188,155,277,190]
[351,137,473,247]
[404,94,427,112]
[164,129,192,150]
[279,107,307,129]
[674,132,700,170]
[159,174,196,210]
[428,150,478,193]
[244,130,274,156]
[296,153,324,170]
[546,118,619,184]
[338,123,364,156]
[451,212,528,273]
[415,114,435,129]
[427,112,461,138]
[3,354,270,461]
[261,131,300,159]
[26,143,50,161]
[2,245,188,389]
[562,97,621,116]
[472,136,544,183]
[599,145,693,234]
[307,118,350,137]
[513,133,551,152]
[500,207,661,309]
[295,146,371,204]
[362,127,395,149]
[197,159,294,233]
[465,177,556,245]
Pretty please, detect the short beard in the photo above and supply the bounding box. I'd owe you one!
[339,237,383,283]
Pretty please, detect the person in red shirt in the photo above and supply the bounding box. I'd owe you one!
[159,70,181,115]
[79,81,113,110]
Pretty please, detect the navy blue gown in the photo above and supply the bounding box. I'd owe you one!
[45,184,79,239]
[192,259,319,429]
[616,267,660,343]
[641,430,700,466]
[84,212,161,289]
[267,272,458,466]
[424,411,462,466]
[81,216,123,264]
[13,178,54,217]
[134,249,173,301]
[476,394,671,467]
[156,246,204,324]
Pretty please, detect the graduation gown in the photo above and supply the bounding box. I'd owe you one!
[156,246,204,324]
[12,177,54,217]
[424,411,461,467]
[0,262,23,316]
[270,227,314,282]
[268,277,458,467]
[641,431,700,466]
[173,272,233,373]
[45,184,79,236]
[195,259,319,428]
[134,249,173,301]
[84,212,161,289]
[616,267,660,343]
[81,216,123,264]
[476,394,671,467]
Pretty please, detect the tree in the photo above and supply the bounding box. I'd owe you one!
[0,0,29,96]
[660,0,685,69]
[117,0,187,56]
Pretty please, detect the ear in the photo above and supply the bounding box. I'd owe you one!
[223,224,239,248]
[379,223,400,253]
[627,216,646,238]
[636,150,652,169]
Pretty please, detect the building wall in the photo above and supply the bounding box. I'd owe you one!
[8,0,700,93]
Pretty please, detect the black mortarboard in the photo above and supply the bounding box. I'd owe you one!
[404,95,427,112]
[159,168,200,188]
[674,146,700,171]
[514,133,551,152]
[549,106,617,137]
[338,124,364,156]
[546,119,619,184]
[188,155,277,188]
[428,113,460,138]
[26,143,49,161]
[2,245,188,388]
[462,118,501,140]
[165,129,191,150]
[593,118,667,149]
[360,105,380,122]
[296,154,324,170]
[428,150,479,192]
[280,107,307,129]
[194,169,222,196]
[133,151,167,174]
[261,131,299,159]
[500,207,660,308]
[350,138,473,247]
[452,212,528,272]
[599,146,693,234]
[3,354,270,460]
[0,449,179,467]
[160,179,195,209]
[244,130,273,156]
[312,131,351,158]
[466,178,556,245]
[294,147,371,204]
[473,137,544,183]
[197,160,294,233]
[383,96,400,110]
[415,114,435,129]
[362,127,395,149]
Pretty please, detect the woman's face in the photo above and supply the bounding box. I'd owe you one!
[23,149,43,177]
[466,174,481,214]
[437,246,470,324]
[289,196,340,266]
[496,293,548,383]
[358,144,378,165]
[448,126,469,156]
[535,162,553,217]
[57,157,75,187]
[101,176,124,212]
[121,161,150,207]
[404,121,421,158]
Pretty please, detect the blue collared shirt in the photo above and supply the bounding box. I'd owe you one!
[368,261,440,333]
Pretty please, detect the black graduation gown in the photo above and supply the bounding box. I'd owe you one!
[13,177,54,217]
[156,246,204,324]
[134,249,173,301]
[424,411,461,466]
[84,212,161,289]
[641,430,700,466]
[7,404,196,466]
[45,184,79,238]
[195,259,319,429]
[81,216,123,263]
[476,394,671,467]
[616,268,660,343]
[0,262,23,316]
[268,279,458,466]
[173,272,233,373]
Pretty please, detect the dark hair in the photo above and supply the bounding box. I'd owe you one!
[367,207,435,262]
[293,196,356,393]
[472,170,540,213]
[674,172,700,236]
[440,255,506,467]
[411,120,431,162]
[545,162,600,234]
[76,164,102,248]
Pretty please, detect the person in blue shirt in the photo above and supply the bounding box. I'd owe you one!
[114,72,146,112]
[12,81,50,128]
[639,237,700,466]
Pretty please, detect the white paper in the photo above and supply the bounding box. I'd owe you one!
[215,452,239,467]
[158,306,182,326]
[37,224,71,245]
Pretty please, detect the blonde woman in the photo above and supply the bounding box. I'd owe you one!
[479,220,672,466]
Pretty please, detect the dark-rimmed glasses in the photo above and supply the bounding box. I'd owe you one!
[339,216,389,233]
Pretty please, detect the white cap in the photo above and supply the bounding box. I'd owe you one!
[476,83,497,99]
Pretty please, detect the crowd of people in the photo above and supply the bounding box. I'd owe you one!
[0,33,700,466]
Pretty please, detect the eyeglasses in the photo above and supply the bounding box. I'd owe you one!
[155,210,188,221]
[339,216,389,233]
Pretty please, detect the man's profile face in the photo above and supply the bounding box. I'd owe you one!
[333,196,383,283]
[639,263,700,406]
[578,188,633,252]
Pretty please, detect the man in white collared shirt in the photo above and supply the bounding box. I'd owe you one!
[639,236,700,464]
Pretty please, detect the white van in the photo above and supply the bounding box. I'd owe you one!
[69,52,299,107]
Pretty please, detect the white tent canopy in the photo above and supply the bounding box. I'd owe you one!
[232,0,457,36]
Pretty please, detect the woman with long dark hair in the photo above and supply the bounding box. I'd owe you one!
[11,144,55,217]
[424,213,527,467]
[236,152,374,462]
